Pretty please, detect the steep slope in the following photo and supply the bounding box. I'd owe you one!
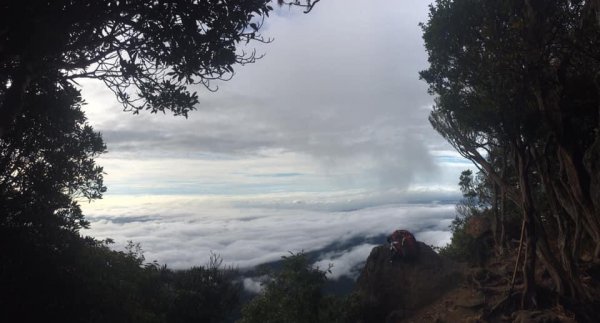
[352,242,463,322]
[350,242,580,322]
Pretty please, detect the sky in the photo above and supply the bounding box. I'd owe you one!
[79,0,474,282]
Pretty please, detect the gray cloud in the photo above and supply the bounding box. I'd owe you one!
[77,0,468,282]
[313,243,379,280]
[81,0,448,192]
[82,195,455,275]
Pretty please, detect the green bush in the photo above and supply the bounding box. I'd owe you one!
[439,169,493,265]
[239,252,346,323]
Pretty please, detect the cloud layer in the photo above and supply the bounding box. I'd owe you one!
[76,0,473,283]
[83,194,456,278]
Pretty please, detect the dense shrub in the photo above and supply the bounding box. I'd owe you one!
[239,252,347,323]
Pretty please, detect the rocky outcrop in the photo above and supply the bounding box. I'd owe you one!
[352,242,463,323]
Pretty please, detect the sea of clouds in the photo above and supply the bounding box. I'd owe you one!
[82,191,457,283]
[76,0,469,292]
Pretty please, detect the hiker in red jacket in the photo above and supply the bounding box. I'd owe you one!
[387,229,419,262]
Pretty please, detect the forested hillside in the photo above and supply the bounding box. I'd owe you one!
[421,0,600,313]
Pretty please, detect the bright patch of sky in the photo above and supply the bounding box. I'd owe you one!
[79,0,475,279]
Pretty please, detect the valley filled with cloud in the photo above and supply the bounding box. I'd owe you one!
[83,193,456,279]
[79,0,474,285]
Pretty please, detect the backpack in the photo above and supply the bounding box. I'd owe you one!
[387,230,418,259]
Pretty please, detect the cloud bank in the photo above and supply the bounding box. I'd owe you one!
[83,194,456,279]
[75,0,474,286]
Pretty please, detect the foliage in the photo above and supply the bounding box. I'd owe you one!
[439,215,478,263]
[0,68,241,322]
[0,2,326,322]
[421,0,600,305]
[0,81,106,232]
[440,170,492,264]
[167,253,241,323]
[0,0,277,137]
[1,230,241,323]
[277,0,321,13]
[239,252,345,323]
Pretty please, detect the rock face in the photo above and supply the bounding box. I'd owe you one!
[353,242,462,323]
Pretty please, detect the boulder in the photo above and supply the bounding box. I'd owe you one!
[352,242,462,322]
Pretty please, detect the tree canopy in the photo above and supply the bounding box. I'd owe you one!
[0,80,105,233]
[0,2,317,320]
[0,0,277,137]
[421,0,600,310]
[240,252,344,323]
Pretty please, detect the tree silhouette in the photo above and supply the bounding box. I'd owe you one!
[0,0,275,137]
[421,0,600,308]
[0,80,105,232]
[0,80,108,321]
[240,252,342,323]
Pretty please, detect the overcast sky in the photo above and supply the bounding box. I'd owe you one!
[80,0,473,281]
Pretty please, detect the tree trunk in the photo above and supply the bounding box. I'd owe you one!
[583,133,600,257]
[573,215,582,261]
[493,182,502,256]
[516,144,537,309]
[557,146,600,260]
[499,187,506,254]
[498,149,508,254]
[535,215,589,301]
[532,143,591,300]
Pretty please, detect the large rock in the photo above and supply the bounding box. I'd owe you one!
[352,242,462,323]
